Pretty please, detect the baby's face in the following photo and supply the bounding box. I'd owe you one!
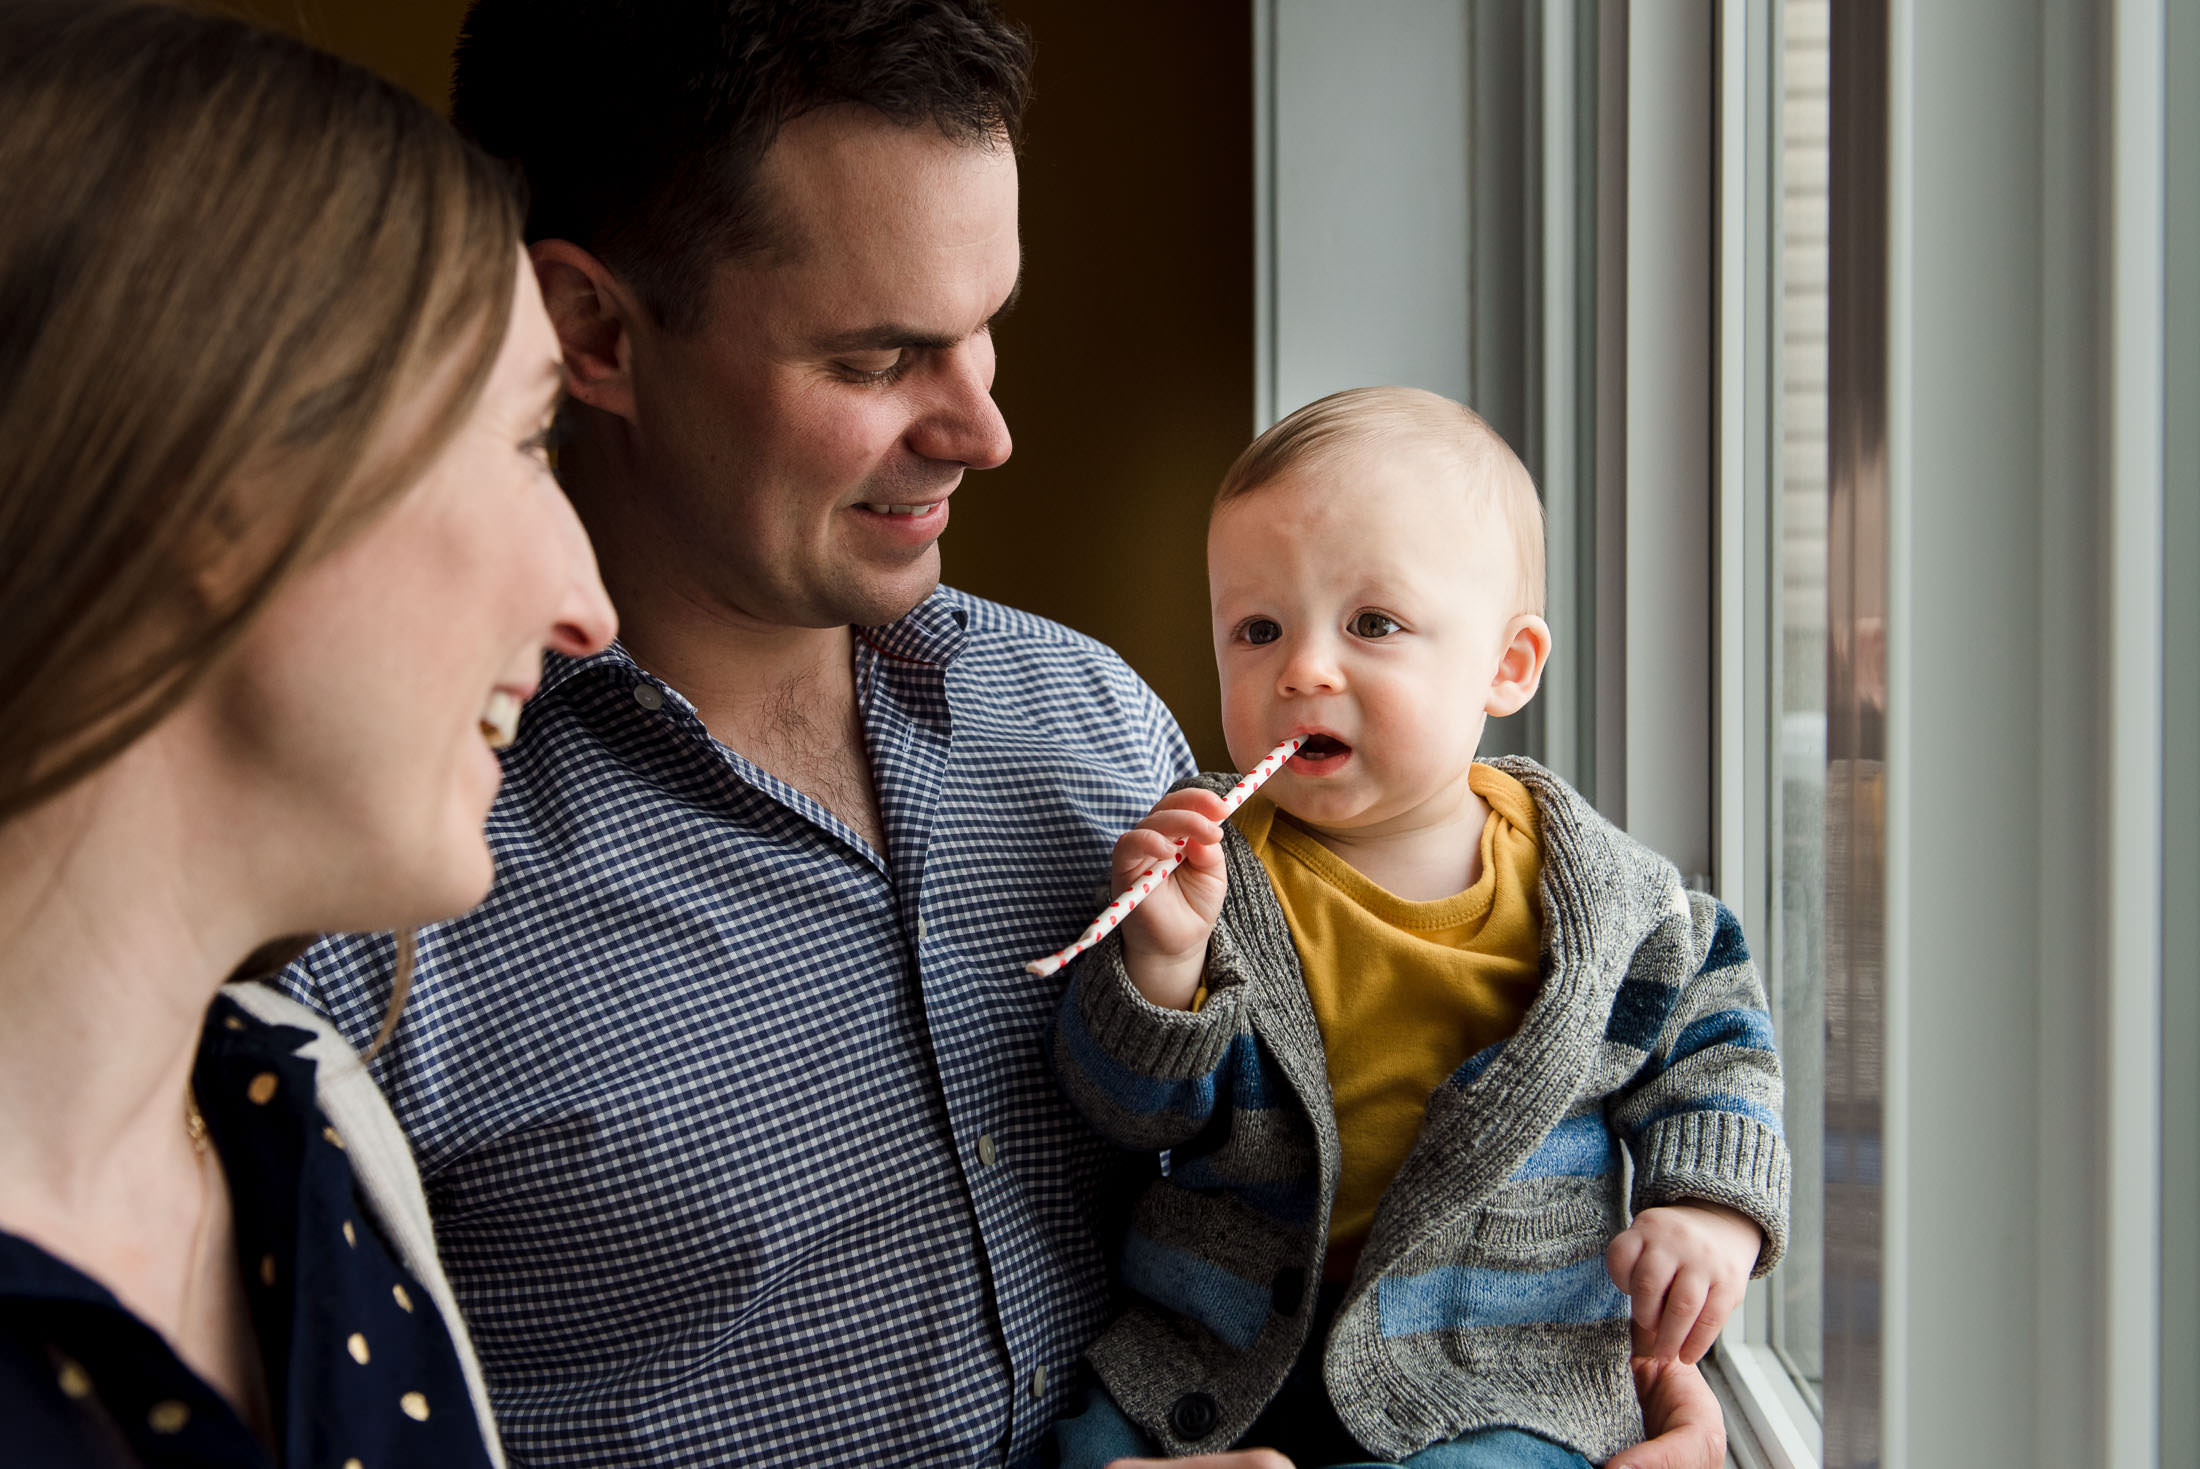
[1208,442,1533,838]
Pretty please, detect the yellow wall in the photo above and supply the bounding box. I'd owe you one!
[218,0,1252,766]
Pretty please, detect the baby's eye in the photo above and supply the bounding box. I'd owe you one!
[1240,618,1282,646]
[1349,611,1402,639]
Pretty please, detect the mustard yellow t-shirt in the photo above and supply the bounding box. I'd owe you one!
[1232,764,1544,1277]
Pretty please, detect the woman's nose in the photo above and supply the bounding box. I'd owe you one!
[546,507,617,658]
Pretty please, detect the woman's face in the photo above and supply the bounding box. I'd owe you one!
[198,253,616,933]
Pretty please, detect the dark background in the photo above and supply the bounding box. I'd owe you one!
[217,0,1254,766]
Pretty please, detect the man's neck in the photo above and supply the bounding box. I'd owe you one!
[608,572,889,855]
[561,436,890,850]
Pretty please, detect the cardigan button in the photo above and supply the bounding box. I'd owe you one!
[1169,1391,1220,1441]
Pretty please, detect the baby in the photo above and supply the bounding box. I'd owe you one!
[1050,387,1790,1468]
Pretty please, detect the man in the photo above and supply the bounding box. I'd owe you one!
[285,4,1726,1466]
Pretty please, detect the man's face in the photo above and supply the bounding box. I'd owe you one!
[623,106,1019,630]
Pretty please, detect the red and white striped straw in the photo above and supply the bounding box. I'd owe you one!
[1024,734,1306,978]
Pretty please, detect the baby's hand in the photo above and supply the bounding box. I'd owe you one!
[1605,1201,1763,1364]
[1112,788,1231,1010]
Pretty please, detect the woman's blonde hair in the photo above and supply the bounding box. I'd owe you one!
[0,1,523,1046]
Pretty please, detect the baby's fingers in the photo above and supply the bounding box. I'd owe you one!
[1607,1227,1648,1295]
[1111,829,1182,888]
[1136,805,1225,851]
[1651,1264,1709,1362]
[1676,1277,1741,1365]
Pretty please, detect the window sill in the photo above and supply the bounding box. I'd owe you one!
[1705,1336,1822,1469]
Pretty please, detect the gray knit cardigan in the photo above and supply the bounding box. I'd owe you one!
[1052,758,1790,1463]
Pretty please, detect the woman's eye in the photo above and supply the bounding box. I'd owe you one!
[1350,611,1402,639]
[1241,618,1281,646]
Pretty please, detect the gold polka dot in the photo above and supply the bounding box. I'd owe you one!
[400,1390,429,1421]
[223,1015,247,1031]
[55,1357,91,1399]
[246,1072,278,1105]
[259,1254,276,1288]
[347,1332,370,1365]
[391,1283,413,1313]
[323,1125,346,1150]
[342,1220,356,1248]
[147,1399,190,1433]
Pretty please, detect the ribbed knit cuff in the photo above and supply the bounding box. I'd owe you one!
[1074,930,1243,1081]
[1631,1109,1794,1277]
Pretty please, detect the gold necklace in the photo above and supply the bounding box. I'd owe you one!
[183,1083,207,1156]
[176,1082,212,1331]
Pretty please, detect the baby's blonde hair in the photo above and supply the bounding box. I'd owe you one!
[1215,386,1546,617]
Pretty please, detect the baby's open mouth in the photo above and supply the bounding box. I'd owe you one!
[1293,734,1350,761]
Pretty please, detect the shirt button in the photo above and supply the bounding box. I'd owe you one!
[915,916,927,946]
[632,682,665,711]
[1030,1364,1048,1399]
[977,1133,998,1166]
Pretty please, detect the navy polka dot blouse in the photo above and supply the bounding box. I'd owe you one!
[0,993,496,1468]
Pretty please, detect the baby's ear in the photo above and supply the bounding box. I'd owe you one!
[1485,614,1553,717]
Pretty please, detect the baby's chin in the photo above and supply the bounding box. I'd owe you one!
[1269,772,1482,837]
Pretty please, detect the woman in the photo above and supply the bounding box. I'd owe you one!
[0,3,616,1464]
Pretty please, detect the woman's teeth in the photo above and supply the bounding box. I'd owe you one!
[857,501,940,516]
[479,689,522,750]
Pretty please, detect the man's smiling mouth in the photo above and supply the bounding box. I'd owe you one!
[855,500,943,516]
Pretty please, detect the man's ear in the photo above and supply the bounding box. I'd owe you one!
[530,240,641,424]
[1485,614,1554,718]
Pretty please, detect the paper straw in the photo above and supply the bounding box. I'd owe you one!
[1024,734,1307,978]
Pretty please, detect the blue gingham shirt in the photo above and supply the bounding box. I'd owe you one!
[280,588,1193,1467]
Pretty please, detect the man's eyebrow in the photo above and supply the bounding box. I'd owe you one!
[809,268,1026,355]
[988,267,1023,327]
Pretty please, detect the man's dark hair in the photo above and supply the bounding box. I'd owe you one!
[452,0,1033,332]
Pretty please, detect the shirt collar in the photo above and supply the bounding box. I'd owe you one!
[537,591,971,703]
[855,589,969,670]
[535,639,642,701]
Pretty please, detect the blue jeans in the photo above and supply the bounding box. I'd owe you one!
[1050,1385,1595,1469]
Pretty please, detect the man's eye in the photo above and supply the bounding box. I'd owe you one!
[1349,611,1402,639]
[1241,618,1281,646]
[837,350,911,383]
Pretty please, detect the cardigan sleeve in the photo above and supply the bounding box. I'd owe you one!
[1051,913,1274,1151]
[1605,893,1794,1278]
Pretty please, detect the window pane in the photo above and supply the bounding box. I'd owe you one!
[1769,0,1831,1405]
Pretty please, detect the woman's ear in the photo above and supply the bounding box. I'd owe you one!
[1484,614,1554,718]
[529,240,640,424]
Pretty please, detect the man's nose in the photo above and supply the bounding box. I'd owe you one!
[911,339,1012,470]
